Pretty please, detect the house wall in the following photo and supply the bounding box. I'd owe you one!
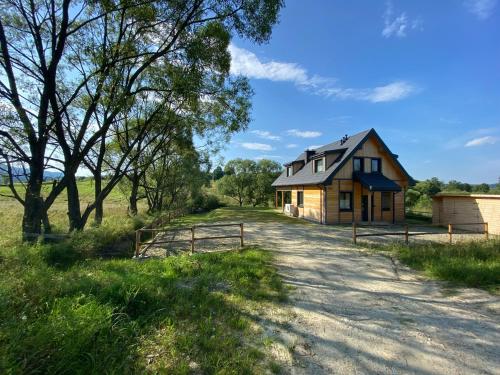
[335,136,408,184]
[325,180,405,224]
[290,185,323,223]
[432,195,500,235]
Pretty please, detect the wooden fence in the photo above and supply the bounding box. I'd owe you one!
[135,223,244,257]
[352,222,489,245]
[447,222,489,244]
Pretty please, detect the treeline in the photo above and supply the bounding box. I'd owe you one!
[213,159,282,207]
[0,0,283,240]
[406,177,500,210]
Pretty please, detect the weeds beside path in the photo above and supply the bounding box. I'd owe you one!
[0,245,287,374]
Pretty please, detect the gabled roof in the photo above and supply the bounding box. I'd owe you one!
[272,128,413,187]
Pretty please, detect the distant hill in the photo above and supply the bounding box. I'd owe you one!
[0,164,63,182]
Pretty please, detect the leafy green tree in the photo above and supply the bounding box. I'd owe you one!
[249,159,281,206]
[473,183,490,193]
[0,0,283,237]
[218,159,256,206]
[405,188,421,208]
[414,177,443,196]
[212,166,225,180]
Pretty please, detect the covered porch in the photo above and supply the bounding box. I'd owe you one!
[354,172,402,224]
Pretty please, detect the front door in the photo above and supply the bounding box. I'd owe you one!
[361,195,368,221]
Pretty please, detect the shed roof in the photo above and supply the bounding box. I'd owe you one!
[354,172,402,192]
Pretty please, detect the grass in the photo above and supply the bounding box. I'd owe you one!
[0,182,290,373]
[168,206,310,227]
[0,242,287,374]
[372,240,500,293]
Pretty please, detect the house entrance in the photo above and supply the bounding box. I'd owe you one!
[361,195,368,221]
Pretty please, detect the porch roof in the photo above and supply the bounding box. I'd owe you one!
[354,172,402,192]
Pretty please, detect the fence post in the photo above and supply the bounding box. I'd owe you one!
[135,230,141,257]
[190,226,195,255]
[404,225,409,245]
[352,222,357,244]
[240,223,244,247]
[484,222,489,241]
[448,224,452,244]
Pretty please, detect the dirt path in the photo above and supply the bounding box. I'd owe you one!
[244,221,500,375]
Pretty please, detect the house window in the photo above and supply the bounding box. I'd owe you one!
[339,192,352,211]
[314,158,325,173]
[286,166,292,177]
[371,158,381,173]
[382,192,391,211]
[353,157,364,172]
[297,191,304,207]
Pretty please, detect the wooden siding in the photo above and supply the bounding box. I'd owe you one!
[432,195,500,235]
[289,185,323,223]
[325,180,405,224]
[335,135,408,185]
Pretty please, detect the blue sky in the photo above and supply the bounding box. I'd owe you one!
[219,0,500,184]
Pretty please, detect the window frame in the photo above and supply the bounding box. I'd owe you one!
[297,191,304,207]
[339,191,353,212]
[381,192,391,211]
[314,157,325,173]
[371,158,382,173]
[353,157,364,172]
[286,166,292,177]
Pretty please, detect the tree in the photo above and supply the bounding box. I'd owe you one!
[0,0,284,239]
[217,159,256,206]
[212,166,224,180]
[472,183,490,193]
[217,158,280,206]
[414,177,443,197]
[248,159,281,206]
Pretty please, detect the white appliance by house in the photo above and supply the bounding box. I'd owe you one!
[284,203,292,214]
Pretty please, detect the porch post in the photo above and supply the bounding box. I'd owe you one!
[281,191,284,211]
[275,189,278,208]
[368,192,372,224]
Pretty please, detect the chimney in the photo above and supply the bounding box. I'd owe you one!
[305,149,316,162]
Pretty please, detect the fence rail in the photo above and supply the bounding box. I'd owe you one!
[352,222,489,245]
[135,223,244,257]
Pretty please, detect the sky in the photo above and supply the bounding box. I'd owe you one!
[217,0,500,184]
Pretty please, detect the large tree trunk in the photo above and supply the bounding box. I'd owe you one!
[21,160,46,241]
[93,173,103,225]
[66,173,83,231]
[128,173,139,216]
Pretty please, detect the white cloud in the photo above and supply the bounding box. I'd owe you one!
[286,143,298,148]
[287,129,322,138]
[464,0,497,19]
[241,142,273,151]
[464,136,498,147]
[250,130,281,141]
[229,44,418,103]
[320,81,417,103]
[367,81,416,102]
[229,44,309,84]
[382,1,423,38]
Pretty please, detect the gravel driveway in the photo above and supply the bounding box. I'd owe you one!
[243,221,500,375]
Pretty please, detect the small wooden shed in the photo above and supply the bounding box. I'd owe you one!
[432,194,500,235]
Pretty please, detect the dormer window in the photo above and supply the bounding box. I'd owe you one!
[371,158,381,173]
[286,166,292,177]
[314,158,325,173]
[353,157,364,172]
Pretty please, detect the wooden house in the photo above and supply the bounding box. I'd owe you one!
[272,128,413,224]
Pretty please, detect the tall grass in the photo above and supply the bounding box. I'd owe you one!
[378,240,500,292]
[0,242,286,374]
